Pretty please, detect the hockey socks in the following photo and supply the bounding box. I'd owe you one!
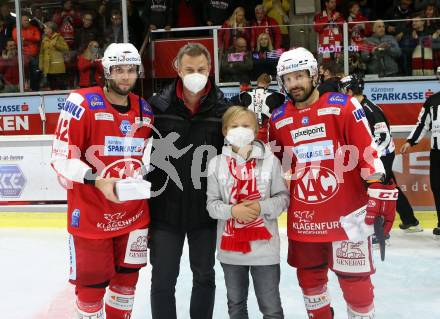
[297,266,333,319]
[338,275,375,319]
[302,285,333,319]
[75,286,105,319]
[105,271,139,319]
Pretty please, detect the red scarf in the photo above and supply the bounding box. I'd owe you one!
[220,156,272,253]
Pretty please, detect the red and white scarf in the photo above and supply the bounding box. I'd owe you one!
[220,156,272,253]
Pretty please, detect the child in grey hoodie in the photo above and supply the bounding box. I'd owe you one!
[207,106,289,319]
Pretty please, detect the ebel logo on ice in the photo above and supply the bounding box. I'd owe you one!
[0,165,27,198]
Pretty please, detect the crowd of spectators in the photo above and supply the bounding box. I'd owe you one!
[315,0,440,77]
[1,0,440,93]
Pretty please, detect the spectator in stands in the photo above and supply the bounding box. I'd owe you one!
[361,20,401,76]
[52,0,82,49]
[359,0,375,21]
[252,32,279,78]
[126,0,144,47]
[346,1,371,46]
[141,0,173,33]
[0,16,6,54]
[103,10,128,48]
[236,0,262,21]
[173,0,202,29]
[12,13,41,91]
[251,4,282,51]
[317,59,343,95]
[77,40,104,88]
[221,36,253,82]
[218,6,251,52]
[203,0,235,26]
[75,12,101,55]
[30,6,47,33]
[413,0,440,11]
[0,2,15,53]
[424,3,440,34]
[0,40,19,92]
[429,5,440,68]
[314,0,345,61]
[39,21,69,90]
[403,13,435,75]
[384,0,413,43]
[263,0,290,49]
[345,1,370,73]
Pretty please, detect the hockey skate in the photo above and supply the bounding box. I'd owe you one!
[433,227,440,239]
[399,220,423,233]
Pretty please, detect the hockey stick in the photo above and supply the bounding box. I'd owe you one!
[374,216,386,261]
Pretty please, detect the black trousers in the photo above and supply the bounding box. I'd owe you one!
[430,150,440,227]
[381,152,418,225]
[149,227,217,319]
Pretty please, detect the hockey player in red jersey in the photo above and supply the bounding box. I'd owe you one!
[268,47,398,319]
[51,42,154,319]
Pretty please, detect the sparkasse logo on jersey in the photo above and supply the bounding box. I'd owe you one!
[290,123,326,143]
[293,140,334,163]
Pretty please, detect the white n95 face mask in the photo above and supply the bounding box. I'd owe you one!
[226,127,255,148]
[182,73,208,94]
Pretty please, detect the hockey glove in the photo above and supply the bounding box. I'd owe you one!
[365,182,398,234]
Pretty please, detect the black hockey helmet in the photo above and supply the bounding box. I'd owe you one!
[338,73,364,95]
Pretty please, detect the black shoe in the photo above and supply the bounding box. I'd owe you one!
[399,220,423,232]
[433,227,440,236]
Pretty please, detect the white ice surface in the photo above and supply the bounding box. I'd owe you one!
[1,228,440,319]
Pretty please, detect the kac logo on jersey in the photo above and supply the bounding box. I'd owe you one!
[353,108,366,122]
[85,93,105,110]
[119,120,132,136]
[292,166,339,204]
[327,93,347,105]
[301,116,309,126]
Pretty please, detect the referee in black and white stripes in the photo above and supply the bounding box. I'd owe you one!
[401,67,440,236]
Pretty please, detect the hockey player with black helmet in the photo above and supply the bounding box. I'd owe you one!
[339,73,422,233]
[51,42,154,319]
[269,47,398,319]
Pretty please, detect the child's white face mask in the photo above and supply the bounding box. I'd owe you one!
[226,127,255,148]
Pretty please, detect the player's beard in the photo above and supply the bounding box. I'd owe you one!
[289,83,314,103]
[108,79,136,96]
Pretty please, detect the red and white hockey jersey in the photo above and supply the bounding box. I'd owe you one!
[51,86,154,239]
[269,92,384,242]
